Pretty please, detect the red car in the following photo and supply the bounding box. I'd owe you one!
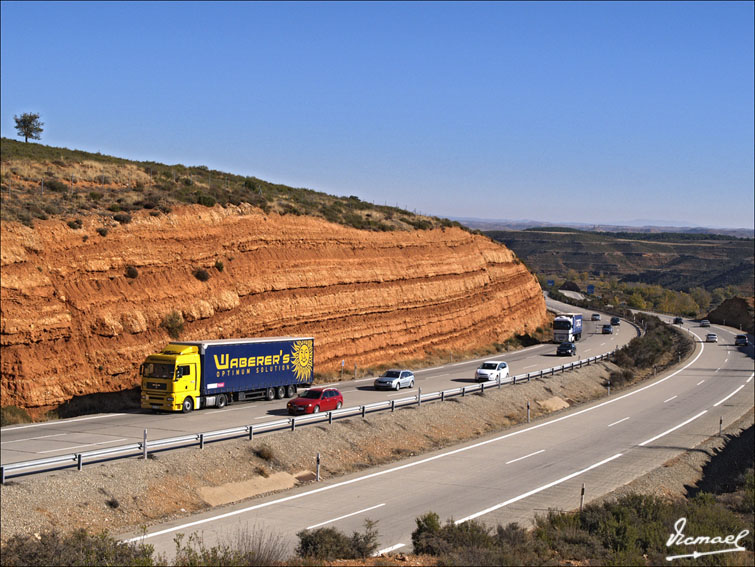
[287,388,343,415]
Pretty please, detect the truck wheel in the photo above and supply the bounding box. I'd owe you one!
[276,386,285,399]
[265,387,275,401]
[285,385,296,398]
[217,394,227,408]
[181,398,193,413]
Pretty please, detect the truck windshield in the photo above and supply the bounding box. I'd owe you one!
[142,362,175,379]
[553,320,572,330]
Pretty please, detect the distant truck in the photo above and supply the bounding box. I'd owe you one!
[553,313,583,343]
[140,337,314,413]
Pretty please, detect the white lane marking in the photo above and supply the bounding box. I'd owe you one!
[697,380,705,386]
[607,417,630,428]
[1,413,127,431]
[522,364,537,370]
[454,453,623,524]
[638,411,707,446]
[255,415,274,419]
[664,396,677,403]
[747,374,754,384]
[373,543,405,556]
[386,392,409,398]
[449,361,469,367]
[306,503,385,530]
[600,342,606,346]
[713,385,745,407]
[124,340,707,544]
[583,349,592,353]
[1,433,67,445]
[38,438,129,454]
[505,449,545,464]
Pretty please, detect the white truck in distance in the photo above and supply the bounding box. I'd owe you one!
[553,313,583,343]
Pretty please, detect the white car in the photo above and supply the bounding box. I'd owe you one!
[474,360,510,383]
[706,333,718,343]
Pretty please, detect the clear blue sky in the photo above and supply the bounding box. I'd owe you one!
[2,1,753,228]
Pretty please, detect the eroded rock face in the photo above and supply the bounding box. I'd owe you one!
[1,205,547,410]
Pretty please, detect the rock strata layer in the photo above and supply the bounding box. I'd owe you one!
[1,205,547,410]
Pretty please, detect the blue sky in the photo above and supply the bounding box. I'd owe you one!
[2,1,753,228]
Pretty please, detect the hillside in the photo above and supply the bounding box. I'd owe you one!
[1,180,547,413]
[486,228,754,293]
[0,138,461,232]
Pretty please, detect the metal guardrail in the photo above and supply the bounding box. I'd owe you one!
[1,349,617,483]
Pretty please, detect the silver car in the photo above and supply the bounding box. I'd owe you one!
[474,360,510,383]
[374,369,415,391]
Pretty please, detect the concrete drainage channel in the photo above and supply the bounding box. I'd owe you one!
[1,350,618,484]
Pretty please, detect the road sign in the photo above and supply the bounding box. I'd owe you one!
[587,285,595,295]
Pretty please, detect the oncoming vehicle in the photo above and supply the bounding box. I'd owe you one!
[734,335,749,346]
[705,333,718,343]
[474,360,510,383]
[287,388,342,414]
[700,319,711,327]
[602,324,614,334]
[591,313,601,321]
[374,369,415,391]
[557,342,577,356]
[673,317,684,324]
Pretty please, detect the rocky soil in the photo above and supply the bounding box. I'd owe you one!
[1,206,547,414]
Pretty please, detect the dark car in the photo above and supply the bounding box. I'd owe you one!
[287,388,343,415]
[735,335,749,346]
[610,317,621,326]
[602,324,614,334]
[673,317,684,325]
[557,342,577,356]
[591,313,601,321]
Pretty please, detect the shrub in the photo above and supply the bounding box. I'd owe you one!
[0,529,155,566]
[172,527,288,566]
[46,179,69,193]
[193,267,210,282]
[88,191,104,201]
[67,219,83,230]
[1,405,33,426]
[124,265,139,279]
[113,213,132,224]
[96,227,109,237]
[254,445,274,461]
[215,259,224,272]
[296,519,379,560]
[160,310,184,339]
[197,193,216,207]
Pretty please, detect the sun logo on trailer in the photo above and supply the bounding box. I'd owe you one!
[291,340,313,382]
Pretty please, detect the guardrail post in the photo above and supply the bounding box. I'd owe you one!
[199,433,205,449]
[497,376,501,389]
[513,375,517,385]
[77,454,83,471]
[391,399,395,412]
[526,373,530,382]
[291,418,295,432]
[418,387,422,407]
[329,411,333,424]
[480,383,484,396]
[361,405,366,418]
[1,466,5,485]
[441,390,445,402]
[143,429,148,460]
[462,386,466,397]
[248,425,254,441]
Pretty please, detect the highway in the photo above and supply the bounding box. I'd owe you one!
[117,315,753,558]
[0,297,632,465]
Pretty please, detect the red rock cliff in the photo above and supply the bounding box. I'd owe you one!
[1,205,547,410]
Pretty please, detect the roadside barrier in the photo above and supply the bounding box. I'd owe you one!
[0,349,617,484]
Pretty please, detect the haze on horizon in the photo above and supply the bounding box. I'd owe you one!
[1,2,753,229]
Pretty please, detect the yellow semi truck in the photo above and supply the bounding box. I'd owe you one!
[140,337,314,412]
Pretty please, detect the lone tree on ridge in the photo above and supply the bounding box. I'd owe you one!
[14,112,44,143]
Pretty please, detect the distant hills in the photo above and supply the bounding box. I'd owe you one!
[453,217,754,239]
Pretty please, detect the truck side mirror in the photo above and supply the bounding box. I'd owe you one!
[174,367,183,380]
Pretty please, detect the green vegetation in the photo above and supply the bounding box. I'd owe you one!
[0,405,33,426]
[1,137,465,233]
[192,268,210,282]
[295,519,379,560]
[125,265,139,279]
[13,112,44,143]
[160,310,184,339]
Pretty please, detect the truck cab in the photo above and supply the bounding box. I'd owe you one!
[141,344,201,413]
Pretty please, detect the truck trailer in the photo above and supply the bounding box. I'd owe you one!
[553,313,583,343]
[140,337,314,412]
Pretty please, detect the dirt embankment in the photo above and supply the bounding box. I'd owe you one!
[0,205,547,414]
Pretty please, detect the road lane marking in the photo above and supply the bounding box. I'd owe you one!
[2,414,127,431]
[124,339,708,544]
[713,385,745,407]
[607,417,630,427]
[454,453,623,524]
[664,396,677,403]
[697,380,705,385]
[522,364,537,370]
[306,503,385,530]
[747,374,753,384]
[0,433,67,445]
[506,449,545,464]
[373,543,405,556]
[38,438,129,454]
[638,411,707,446]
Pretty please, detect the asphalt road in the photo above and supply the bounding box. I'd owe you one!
[119,315,753,559]
[1,297,633,465]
